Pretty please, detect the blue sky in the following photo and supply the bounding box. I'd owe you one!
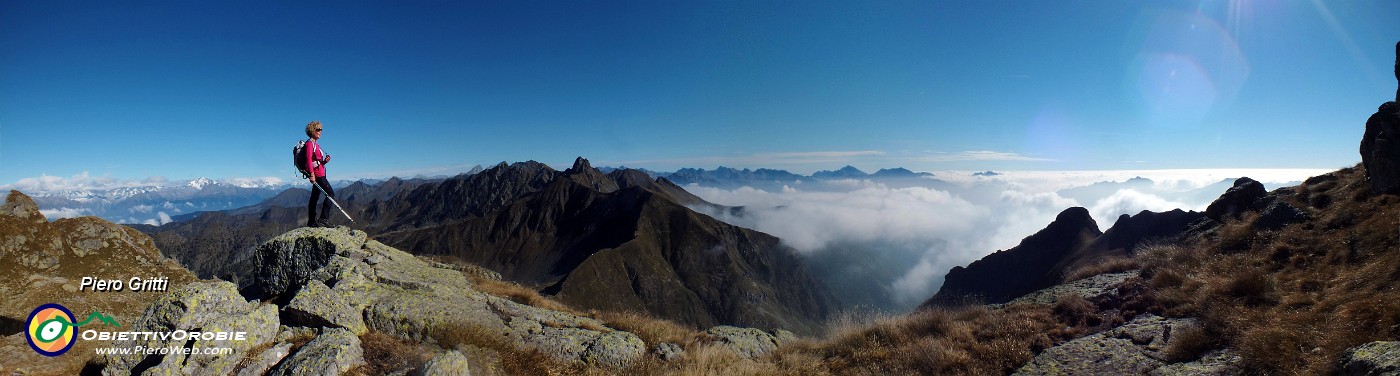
[2,1,1397,186]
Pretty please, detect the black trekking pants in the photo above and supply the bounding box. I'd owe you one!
[308,177,335,226]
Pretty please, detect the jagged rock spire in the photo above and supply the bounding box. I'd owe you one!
[567,156,594,174]
[1393,41,1398,101]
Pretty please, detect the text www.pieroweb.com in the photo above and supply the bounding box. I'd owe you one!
[94,346,234,356]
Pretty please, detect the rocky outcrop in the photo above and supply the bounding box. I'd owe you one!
[101,281,280,375]
[90,225,685,374]
[237,343,294,376]
[1362,43,1400,194]
[252,227,368,298]
[2,190,44,224]
[1362,102,1400,195]
[1012,315,1240,376]
[0,190,198,374]
[254,227,647,368]
[706,325,796,358]
[922,207,1102,307]
[1255,199,1310,231]
[1004,271,1138,306]
[1205,178,1266,221]
[270,328,366,376]
[1342,341,1400,376]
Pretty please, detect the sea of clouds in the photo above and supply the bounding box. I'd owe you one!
[687,168,1329,311]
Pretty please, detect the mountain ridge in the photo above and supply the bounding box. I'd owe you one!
[137,158,838,335]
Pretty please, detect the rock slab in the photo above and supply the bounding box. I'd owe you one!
[100,281,280,376]
[1342,341,1400,376]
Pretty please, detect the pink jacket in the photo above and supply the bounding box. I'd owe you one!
[305,139,328,177]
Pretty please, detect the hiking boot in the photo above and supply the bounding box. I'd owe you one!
[317,221,337,229]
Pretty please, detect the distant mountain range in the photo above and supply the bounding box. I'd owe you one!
[134,158,838,335]
[632,165,938,191]
[20,177,302,225]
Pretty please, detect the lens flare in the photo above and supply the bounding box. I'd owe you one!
[1125,9,1250,129]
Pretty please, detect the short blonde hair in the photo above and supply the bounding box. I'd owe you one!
[305,120,322,138]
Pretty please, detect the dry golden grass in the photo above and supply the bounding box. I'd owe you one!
[1062,255,1140,282]
[1137,165,1400,374]
[1162,322,1215,362]
[354,331,432,375]
[459,265,588,316]
[432,321,584,375]
[597,310,701,347]
[805,304,1086,375]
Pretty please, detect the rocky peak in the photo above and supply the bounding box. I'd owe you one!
[1051,206,1098,231]
[871,168,933,179]
[813,165,867,179]
[2,190,44,223]
[562,157,619,193]
[565,156,595,174]
[922,207,1102,307]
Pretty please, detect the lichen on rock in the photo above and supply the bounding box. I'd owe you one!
[101,281,279,375]
[1341,341,1400,376]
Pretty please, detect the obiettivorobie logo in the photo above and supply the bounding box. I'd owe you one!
[26,303,120,357]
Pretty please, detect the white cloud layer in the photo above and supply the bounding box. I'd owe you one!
[39,207,90,220]
[4,172,155,193]
[686,168,1329,310]
[3,172,290,194]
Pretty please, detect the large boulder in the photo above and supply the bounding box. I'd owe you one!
[101,281,280,375]
[252,227,369,298]
[1205,178,1266,221]
[1012,315,1238,376]
[705,325,795,358]
[2,190,45,224]
[1362,42,1400,194]
[1362,102,1400,195]
[1254,200,1310,231]
[269,328,366,376]
[236,343,294,376]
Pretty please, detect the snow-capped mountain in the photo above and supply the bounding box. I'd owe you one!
[19,177,297,225]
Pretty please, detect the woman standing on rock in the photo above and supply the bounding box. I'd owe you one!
[304,120,335,228]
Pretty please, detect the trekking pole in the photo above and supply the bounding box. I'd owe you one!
[312,182,355,223]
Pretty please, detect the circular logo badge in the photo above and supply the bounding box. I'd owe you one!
[26,303,77,357]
